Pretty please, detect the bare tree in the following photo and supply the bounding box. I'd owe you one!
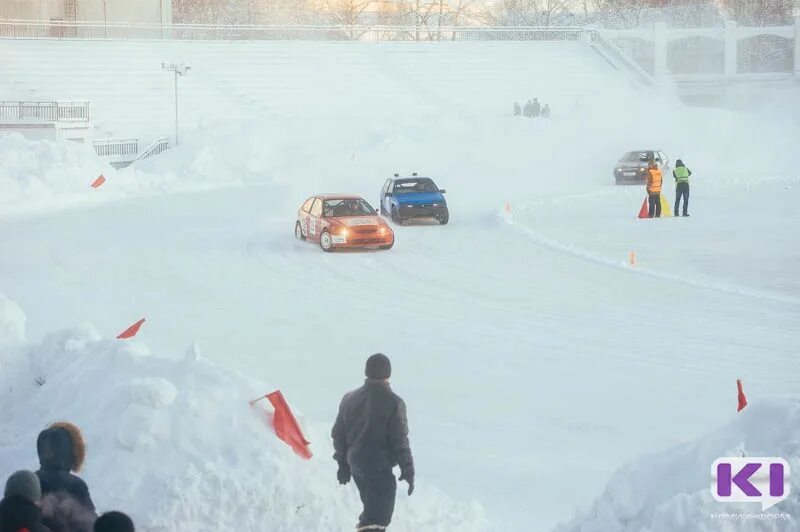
[487,0,574,27]
[720,0,795,25]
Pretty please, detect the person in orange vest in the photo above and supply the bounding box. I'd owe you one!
[645,159,663,218]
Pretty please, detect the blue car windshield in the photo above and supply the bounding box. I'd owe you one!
[393,178,438,194]
[323,199,375,217]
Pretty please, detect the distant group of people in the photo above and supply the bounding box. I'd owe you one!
[0,422,134,532]
[513,98,551,118]
[644,158,692,218]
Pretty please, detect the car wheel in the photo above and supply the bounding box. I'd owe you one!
[437,211,449,225]
[319,230,334,252]
[295,221,306,241]
[391,207,402,225]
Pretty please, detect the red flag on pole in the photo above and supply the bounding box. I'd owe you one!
[117,318,146,339]
[258,390,312,459]
[90,175,106,188]
[737,379,748,412]
[637,197,649,219]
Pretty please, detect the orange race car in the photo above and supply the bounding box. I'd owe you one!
[295,194,394,252]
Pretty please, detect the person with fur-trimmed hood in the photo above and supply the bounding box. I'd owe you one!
[36,423,95,513]
[0,470,52,532]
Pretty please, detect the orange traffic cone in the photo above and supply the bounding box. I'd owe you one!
[737,379,748,412]
[90,175,106,188]
[504,202,512,214]
[637,198,649,219]
[629,251,636,266]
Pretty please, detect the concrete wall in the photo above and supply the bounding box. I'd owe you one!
[77,0,170,24]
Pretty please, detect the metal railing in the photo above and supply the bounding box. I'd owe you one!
[0,101,90,122]
[93,138,138,158]
[587,29,656,86]
[136,137,170,161]
[0,19,586,42]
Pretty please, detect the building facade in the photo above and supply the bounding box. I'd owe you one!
[0,0,172,25]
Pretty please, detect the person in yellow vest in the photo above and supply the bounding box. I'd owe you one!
[645,159,663,218]
[673,159,692,217]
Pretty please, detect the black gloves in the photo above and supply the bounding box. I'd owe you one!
[337,462,351,485]
[399,470,414,496]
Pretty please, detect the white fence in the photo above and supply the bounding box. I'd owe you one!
[0,101,90,122]
[93,138,138,158]
[0,19,585,42]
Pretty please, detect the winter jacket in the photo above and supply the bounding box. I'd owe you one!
[36,424,95,513]
[646,168,663,193]
[40,493,94,532]
[0,495,52,532]
[332,380,414,478]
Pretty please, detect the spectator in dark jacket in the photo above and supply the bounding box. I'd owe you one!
[522,100,533,118]
[0,470,52,532]
[40,493,95,532]
[332,354,414,531]
[94,511,134,532]
[531,98,541,117]
[36,423,95,513]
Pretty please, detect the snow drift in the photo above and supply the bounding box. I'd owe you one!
[0,293,487,531]
[557,400,800,532]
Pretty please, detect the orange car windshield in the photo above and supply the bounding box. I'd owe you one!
[323,199,376,217]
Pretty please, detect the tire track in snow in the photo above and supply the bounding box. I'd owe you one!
[503,198,800,308]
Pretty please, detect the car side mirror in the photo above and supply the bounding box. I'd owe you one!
[439,189,446,194]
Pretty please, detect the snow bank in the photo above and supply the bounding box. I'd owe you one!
[557,400,800,532]
[0,133,115,213]
[0,297,487,531]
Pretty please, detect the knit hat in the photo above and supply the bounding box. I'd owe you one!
[94,511,135,532]
[4,470,42,502]
[365,353,391,380]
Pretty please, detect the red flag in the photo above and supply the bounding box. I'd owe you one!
[737,379,748,412]
[90,175,106,188]
[117,318,146,339]
[265,390,312,459]
[637,197,649,219]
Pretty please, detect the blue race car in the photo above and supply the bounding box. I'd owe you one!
[379,173,449,225]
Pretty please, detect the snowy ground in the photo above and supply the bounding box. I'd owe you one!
[1,39,799,531]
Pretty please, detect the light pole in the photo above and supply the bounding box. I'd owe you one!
[161,62,190,146]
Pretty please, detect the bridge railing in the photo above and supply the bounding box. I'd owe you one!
[0,19,585,42]
[0,101,90,122]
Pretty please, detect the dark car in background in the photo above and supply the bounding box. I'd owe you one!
[380,174,449,225]
[613,150,670,185]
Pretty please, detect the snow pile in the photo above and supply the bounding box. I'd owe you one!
[557,400,800,532]
[0,133,115,212]
[0,293,26,347]
[0,297,487,531]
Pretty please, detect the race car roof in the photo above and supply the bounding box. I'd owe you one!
[316,194,365,200]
